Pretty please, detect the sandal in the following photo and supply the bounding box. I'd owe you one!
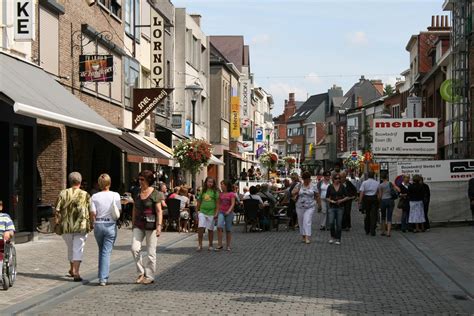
[73,276,83,282]
[196,246,202,252]
[226,247,231,251]
[208,246,214,251]
[67,270,74,277]
[215,246,223,251]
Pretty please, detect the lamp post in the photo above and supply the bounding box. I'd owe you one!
[265,127,272,150]
[185,80,203,138]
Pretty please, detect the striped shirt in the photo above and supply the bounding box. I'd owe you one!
[0,212,15,240]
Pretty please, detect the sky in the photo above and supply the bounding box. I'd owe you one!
[172,0,447,115]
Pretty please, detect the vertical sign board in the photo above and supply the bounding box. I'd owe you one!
[230,96,240,138]
[240,78,251,124]
[372,118,438,155]
[150,9,164,88]
[336,122,347,153]
[14,1,35,41]
[406,97,422,118]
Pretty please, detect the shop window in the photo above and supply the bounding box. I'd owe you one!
[124,57,140,108]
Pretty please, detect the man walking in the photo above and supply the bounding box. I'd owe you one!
[340,171,357,231]
[359,172,380,236]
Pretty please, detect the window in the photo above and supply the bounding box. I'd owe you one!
[99,0,122,19]
[124,0,139,42]
[39,7,59,76]
[391,105,401,118]
[141,1,150,39]
[307,127,314,138]
[124,57,140,108]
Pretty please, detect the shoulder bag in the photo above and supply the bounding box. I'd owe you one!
[110,195,121,221]
[389,182,399,200]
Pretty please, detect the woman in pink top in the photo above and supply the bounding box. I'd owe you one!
[216,180,236,251]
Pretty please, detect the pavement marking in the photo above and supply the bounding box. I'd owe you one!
[397,233,474,314]
[1,233,196,315]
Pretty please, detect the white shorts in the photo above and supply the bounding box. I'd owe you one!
[198,213,214,230]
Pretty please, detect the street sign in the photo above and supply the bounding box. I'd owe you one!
[255,128,263,142]
[351,151,357,157]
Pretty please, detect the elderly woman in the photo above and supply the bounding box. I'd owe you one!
[131,170,163,285]
[55,172,92,282]
[292,171,319,244]
[90,174,121,286]
[408,175,425,233]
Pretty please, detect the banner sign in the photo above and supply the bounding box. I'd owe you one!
[241,141,254,152]
[373,118,438,155]
[150,9,164,87]
[255,128,263,142]
[396,159,474,182]
[406,97,422,118]
[230,96,240,138]
[14,1,35,41]
[171,114,182,129]
[336,122,347,153]
[240,78,251,122]
[79,55,114,82]
[132,88,174,129]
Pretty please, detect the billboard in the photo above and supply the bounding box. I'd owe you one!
[396,159,474,182]
[230,96,240,138]
[372,118,438,155]
[240,78,251,123]
[79,55,114,82]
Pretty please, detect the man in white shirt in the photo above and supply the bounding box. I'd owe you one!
[359,172,380,236]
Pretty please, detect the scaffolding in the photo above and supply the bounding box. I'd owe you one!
[450,0,472,159]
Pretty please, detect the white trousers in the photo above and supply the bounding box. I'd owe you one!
[296,206,314,237]
[62,233,88,262]
[131,228,157,280]
[320,200,328,228]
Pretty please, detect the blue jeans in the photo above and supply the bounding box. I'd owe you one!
[94,223,117,282]
[328,207,344,240]
[217,212,234,232]
[380,199,395,223]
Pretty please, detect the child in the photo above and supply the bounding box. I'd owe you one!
[216,180,236,251]
[196,177,219,251]
[0,201,15,242]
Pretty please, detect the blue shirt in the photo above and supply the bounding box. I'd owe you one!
[0,212,15,240]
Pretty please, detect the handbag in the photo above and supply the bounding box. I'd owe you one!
[110,197,121,221]
[397,198,406,209]
[389,183,399,200]
[144,214,157,230]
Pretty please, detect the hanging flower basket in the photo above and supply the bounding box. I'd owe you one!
[343,154,364,171]
[173,139,212,175]
[259,151,278,171]
[283,156,296,169]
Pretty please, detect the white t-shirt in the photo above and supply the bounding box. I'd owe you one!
[91,191,121,223]
[319,181,330,199]
[175,195,189,210]
[359,178,380,196]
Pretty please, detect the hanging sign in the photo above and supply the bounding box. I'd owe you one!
[133,88,174,129]
[255,128,263,142]
[230,96,240,138]
[150,9,164,87]
[79,55,114,82]
[171,114,182,129]
[240,78,251,123]
[14,1,35,41]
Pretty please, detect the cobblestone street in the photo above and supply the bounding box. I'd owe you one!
[3,212,472,315]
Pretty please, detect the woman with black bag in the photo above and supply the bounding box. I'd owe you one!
[131,170,163,285]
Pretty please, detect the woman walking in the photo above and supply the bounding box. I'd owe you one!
[90,174,121,286]
[292,171,319,244]
[378,174,395,237]
[131,170,163,285]
[398,175,410,233]
[196,177,220,251]
[217,180,236,251]
[317,171,331,230]
[326,174,349,245]
[55,172,92,282]
[408,175,425,233]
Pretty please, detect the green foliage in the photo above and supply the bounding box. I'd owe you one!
[173,139,212,175]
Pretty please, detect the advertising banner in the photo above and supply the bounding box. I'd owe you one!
[132,88,174,129]
[230,96,240,138]
[14,1,35,41]
[240,78,251,122]
[241,141,254,152]
[150,9,164,87]
[79,55,114,82]
[336,122,347,153]
[372,118,438,155]
[396,159,474,182]
[255,127,263,142]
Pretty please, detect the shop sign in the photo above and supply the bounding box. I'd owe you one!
[171,114,182,129]
[240,78,251,122]
[241,140,254,152]
[396,159,474,182]
[336,122,346,153]
[406,96,422,118]
[133,88,174,129]
[150,9,164,88]
[79,55,114,82]
[230,96,240,138]
[373,118,437,155]
[14,1,35,41]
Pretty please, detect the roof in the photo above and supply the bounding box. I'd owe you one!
[287,93,327,123]
[341,78,383,110]
[296,101,305,109]
[331,97,345,108]
[210,36,245,72]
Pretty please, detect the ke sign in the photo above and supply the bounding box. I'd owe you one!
[133,88,174,129]
[14,1,35,41]
[372,118,437,155]
[396,159,474,182]
[79,55,114,82]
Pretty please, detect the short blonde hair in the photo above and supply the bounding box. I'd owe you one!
[98,173,111,190]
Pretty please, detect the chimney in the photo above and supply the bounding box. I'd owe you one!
[289,93,295,102]
[190,14,201,27]
[371,79,384,96]
[357,96,363,108]
[284,99,288,107]
[359,75,365,82]
[428,15,450,30]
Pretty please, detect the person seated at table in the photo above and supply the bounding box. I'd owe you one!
[0,201,15,242]
[258,184,277,209]
[243,186,265,208]
[175,187,190,232]
[168,187,179,199]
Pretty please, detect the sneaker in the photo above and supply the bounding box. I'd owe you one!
[335,240,341,245]
[328,239,334,244]
[99,281,107,286]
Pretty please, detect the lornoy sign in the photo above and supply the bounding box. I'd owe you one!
[133,88,174,129]
[150,10,164,88]
[372,118,438,155]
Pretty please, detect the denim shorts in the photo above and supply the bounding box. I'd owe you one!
[217,212,234,232]
[380,199,395,223]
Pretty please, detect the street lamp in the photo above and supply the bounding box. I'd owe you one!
[265,127,272,150]
[185,80,203,138]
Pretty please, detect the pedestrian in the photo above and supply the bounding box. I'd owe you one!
[340,171,357,231]
[420,176,431,231]
[359,171,380,236]
[398,175,410,232]
[90,173,121,286]
[54,172,92,282]
[196,177,219,251]
[287,173,300,230]
[326,173,350,245]
[469,177,474,223]
[377,174,395,237]
[175,186,190,232]
[292,171,319,244]
[317,171,332,230]
[0,201,15,242]
[240,168,248,180]
[131,170,163,285]
[216,180,236,251]
[408,175,425,233]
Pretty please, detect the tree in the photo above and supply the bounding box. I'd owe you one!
[384,84,394,96]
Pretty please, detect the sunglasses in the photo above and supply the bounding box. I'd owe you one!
[138,178,145,181]
[334,178,341,180]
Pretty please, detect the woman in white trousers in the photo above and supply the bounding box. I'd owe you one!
[292,171,320,244]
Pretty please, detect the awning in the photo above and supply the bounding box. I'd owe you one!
[227,151,244,160]
[155,124,189,139]
[96,131,170,165]
[209,155,224,165]
[128,133,173,166]
[143,136,173,156]
[0,53,121,135]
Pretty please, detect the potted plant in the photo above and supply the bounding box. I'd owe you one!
[173,139,212,188]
